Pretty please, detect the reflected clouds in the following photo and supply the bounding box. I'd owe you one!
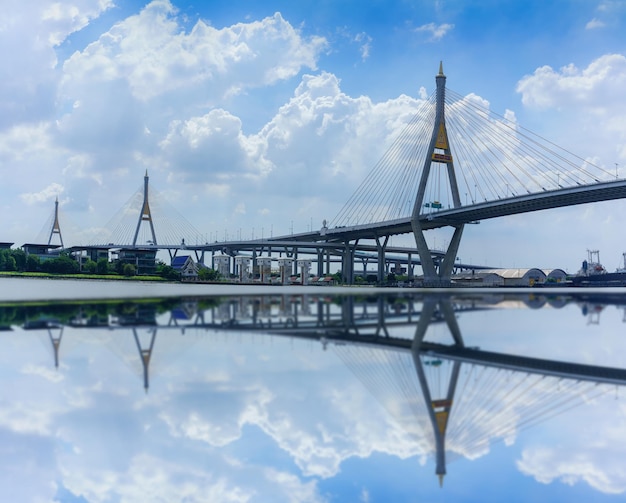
[1,291,626,500]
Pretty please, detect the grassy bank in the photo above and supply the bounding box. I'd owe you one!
[0,271,169,282]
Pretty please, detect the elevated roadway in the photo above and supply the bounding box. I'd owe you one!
[276,179,626,243]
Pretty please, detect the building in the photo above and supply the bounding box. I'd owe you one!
[451,271,505,287]
[67,246,112,270]
[171,255,199,280]
[543,269,567,284]
[479,268,547,287]
[22,243,62,261]
[114,248,157,275]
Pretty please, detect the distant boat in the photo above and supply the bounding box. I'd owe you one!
[572,250,626,286]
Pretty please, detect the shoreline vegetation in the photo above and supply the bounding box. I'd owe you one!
[0,270,171,282]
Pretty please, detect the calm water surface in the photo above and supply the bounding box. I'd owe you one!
[2,283,626,502]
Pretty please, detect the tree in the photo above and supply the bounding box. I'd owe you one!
[198,266,220,281]
[41,255,79,274]
[10,249,26,271]
[96,258,110,275]
[25,255,40,272]
[122,263,136,277]
[5,256,16,272]
[156,261,180,281]
[83,259,98,274]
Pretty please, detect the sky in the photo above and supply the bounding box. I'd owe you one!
[1,0,626,272]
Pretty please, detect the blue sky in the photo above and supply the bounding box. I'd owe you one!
[1,0,626,271]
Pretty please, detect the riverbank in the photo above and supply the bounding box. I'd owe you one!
[0,276,380,303]
[3,275,626,303]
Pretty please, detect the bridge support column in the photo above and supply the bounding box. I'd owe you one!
[317,249,324,278]
[342,241,357,284]
[375,236,389,285]
[407,252,414,283]
[411,63,464,286]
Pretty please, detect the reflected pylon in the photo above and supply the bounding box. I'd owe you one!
[133,327,157,393]
[411,298,464,486]
[48,326,64,369]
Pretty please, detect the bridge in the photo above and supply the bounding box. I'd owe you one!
[38,63,626,285]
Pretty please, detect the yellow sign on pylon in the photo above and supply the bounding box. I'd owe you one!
[435,123,449,149]
[435,410,449,434]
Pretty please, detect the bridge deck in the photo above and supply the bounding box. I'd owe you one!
[308,179,626,241]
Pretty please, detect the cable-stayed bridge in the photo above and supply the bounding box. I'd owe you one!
[38,63,626,284]
[281,63,626,284]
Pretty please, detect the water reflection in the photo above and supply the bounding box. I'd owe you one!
[3,291,626,501]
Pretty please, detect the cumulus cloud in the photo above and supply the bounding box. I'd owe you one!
[257,72,424,197]
[146,69,427,234]
[60,1,327,102]
[40,0,331,239]
[516,54,626,110]
[0,0,112,127]
[159,108,273,182]
[515,54,626,167]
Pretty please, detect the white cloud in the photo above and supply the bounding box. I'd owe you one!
[257,72,425,199]
[159,108,273,182]
[0,0,112,127]
[517,400,626,494]
[20,182,65,205]
[60,1,327,102]
[42,0,114,46]
[354,32,372,61]
[516,54,626,110]
[263,469,327,503]
[33,0,331,241]
[21,364,65,383]
[415,22,454,41]
[585,17,606,29]
[515,54,626,174]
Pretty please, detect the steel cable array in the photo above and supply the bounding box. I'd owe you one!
[331,339,614,466]
[331,91,437,228]
[331,86,617,227]
[90,182,203,247]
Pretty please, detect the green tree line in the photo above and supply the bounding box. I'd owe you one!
[0,249,220,280]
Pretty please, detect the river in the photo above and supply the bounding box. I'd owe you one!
[1,280,625,502]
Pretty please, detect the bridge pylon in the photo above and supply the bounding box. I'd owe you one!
[411,63,464,286]
[48,197,64,248]
[411,298,463,485]
[132,170,158,246]
[133,327,157,393]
